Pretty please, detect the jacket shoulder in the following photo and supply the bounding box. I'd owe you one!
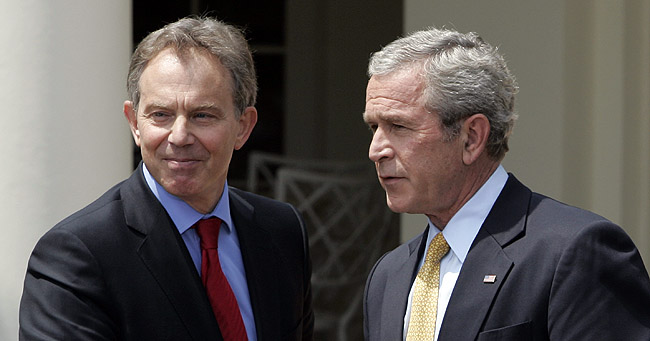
[229,187,304,228]
[53,180,127,233]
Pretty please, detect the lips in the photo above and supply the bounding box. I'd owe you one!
[164,158,202,169]
[165,157,198,162]
[378,171,402,179]
[378,174,405,186]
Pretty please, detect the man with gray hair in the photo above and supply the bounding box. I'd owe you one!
[20,17,313,340]
[363,27,650,340]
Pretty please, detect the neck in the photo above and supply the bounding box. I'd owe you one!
[426,160,500,229]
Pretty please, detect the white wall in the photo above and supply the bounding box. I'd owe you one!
[400,0,650,267]
[0,1,132,338]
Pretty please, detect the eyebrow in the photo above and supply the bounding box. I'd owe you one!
[141,102,167,111]
[362,111,371,123]
[143,102,225,114]
[192,103,224,113]
[363,110,411,126]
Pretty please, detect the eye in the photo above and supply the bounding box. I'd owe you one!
[193,112,217,121]
[150,111,170,122]
[391,123,408,131]
[367,124,378,133]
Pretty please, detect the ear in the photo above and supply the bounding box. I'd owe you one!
[234,106,258,150]
[461,114,490,165]
[123,100,141,147]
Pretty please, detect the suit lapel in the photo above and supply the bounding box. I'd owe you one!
[381,227,429,340]
[438,175,530,340]
[437,230,513,340]
[121,166,221,340]
[229,189,281,340]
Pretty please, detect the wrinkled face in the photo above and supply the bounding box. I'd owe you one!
[124,48,256,213]
[363,69,465,219]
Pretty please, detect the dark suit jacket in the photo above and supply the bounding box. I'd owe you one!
[364,174,650,340]
[20,165,314,340]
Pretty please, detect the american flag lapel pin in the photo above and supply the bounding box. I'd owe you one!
[483,274,497,284]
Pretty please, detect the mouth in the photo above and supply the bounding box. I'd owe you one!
[379,175,404,185]
[164,158,201,168]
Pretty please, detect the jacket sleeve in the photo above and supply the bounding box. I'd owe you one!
[19,228,117,340]
[548,220,650,339]
[292,204,315,341]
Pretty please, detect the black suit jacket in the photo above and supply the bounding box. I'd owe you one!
[20,165,314,340]
[364,174,650,340]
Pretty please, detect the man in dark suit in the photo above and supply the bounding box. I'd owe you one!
[362,27,650,340]
[20,17,313,340]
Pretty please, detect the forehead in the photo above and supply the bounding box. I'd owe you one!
[138,48,235,106]
[141,47,231,87]
[364,69,426,121]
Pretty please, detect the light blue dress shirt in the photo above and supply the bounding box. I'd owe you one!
[142,165,257,340]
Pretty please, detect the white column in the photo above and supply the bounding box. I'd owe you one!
[620,0,650,263]
[591,0,625,224]
[0,1,131,338]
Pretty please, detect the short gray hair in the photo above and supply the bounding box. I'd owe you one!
[127,16,257,117]
[368,28,518,160]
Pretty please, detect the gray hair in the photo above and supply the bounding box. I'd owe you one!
[126,16,257,117]
[368,28,518,160]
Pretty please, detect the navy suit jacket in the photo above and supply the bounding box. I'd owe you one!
[364,174,650,340]
[20,164,314,340]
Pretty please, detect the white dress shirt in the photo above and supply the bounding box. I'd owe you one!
[403,165,508,340]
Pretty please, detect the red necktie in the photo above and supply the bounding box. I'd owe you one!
[194,218,248,340]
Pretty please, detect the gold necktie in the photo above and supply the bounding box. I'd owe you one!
[406,232,450,340]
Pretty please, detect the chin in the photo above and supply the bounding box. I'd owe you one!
[385,198,410,214]
[162,179,199,197]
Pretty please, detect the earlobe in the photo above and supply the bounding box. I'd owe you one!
[234,106,258,150]
[461,114,490,165]
[123,101,141,146]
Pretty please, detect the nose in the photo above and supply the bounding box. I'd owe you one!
[368,128,392,163]
[168,116,194,146]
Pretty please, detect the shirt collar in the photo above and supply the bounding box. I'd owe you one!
[427,165,508,263]
[142,164,233,235]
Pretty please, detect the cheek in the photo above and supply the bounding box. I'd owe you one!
[201,131,236,155]
[398,141,427,171]
[139,127,168,152]
[404,147,448,189]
